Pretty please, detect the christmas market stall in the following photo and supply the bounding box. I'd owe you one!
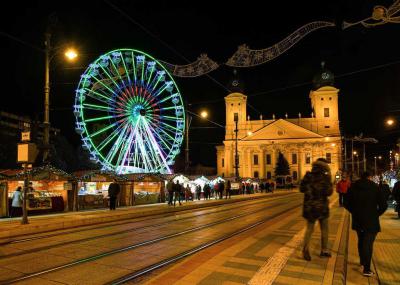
[123,173,166,205]
[6,165,77,216]
[74,170,128,210]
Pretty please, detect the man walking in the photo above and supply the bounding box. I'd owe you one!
[345,171,387,277]
[336,173,351,207]
[392,180,400,218]
[300,158,333,261]
[173,180,182,206]
[108,179,120,210]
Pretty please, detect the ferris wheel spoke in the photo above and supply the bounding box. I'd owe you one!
[90,77,119,98]
[97,64,123,92]
[145,121,173,155]
[83,103,117,113]
[109,58,127,89]
[130,51,138,83]
[84,88,116,104]
[97,123,126,152]
[104,123,130,166]
[85,115,122,123]
[141,119,170,172]
[90,122,120,138]
[120,52,132,85]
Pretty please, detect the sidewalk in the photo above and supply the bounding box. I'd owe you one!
[346,208,400,285]
[0,191,293,243]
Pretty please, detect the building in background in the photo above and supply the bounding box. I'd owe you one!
[216,64,342,182]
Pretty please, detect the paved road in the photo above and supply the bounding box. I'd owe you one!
[0,192,302,285]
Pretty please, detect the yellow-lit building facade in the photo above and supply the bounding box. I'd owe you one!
[216,84,342,182]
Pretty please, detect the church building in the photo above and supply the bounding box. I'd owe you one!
[216,64,342,181]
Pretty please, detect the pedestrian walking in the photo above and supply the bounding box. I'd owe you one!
[344,171,387,277]
[392,180,400,218]
[108,179,120,210]
[173,180,182,206]
[225,180,231,199]
[218,181,224,199]
[379,180,391,203]
[167,180,174,205]
[10,186,23,217]
[336,173,351,207]
[300,158,333,261]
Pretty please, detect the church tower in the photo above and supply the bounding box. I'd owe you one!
[309,62,340,136]
[225,70,247,140]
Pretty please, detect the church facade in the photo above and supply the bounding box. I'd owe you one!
[216,69,342,181]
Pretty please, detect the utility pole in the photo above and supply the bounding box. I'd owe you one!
[351,139,354,174]
[43,32,51,163]
[344,137,347,171]
[363,142,367,172]
[234,113,239,181]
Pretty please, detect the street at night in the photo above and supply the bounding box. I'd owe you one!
[1,1,400,284]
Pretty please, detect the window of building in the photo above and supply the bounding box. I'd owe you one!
[253,154,259,165]
[329,97,332,100]
[222,158,224,167]
[267,171,272,179]
[293,171,298,180]
[326,153,332,163]
[266,154,271,165]
[254,171,259,178]
[325,126,330,128]
[292,153,297,164]
[324,108,330,117]
[321,98,324,101]
[305,153,311,164]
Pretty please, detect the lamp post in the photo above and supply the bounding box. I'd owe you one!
[42,32,77,163]
[234,113,239,181]
[184,108,210,173]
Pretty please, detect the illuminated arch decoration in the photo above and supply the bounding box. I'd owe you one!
[160,54,219,78]
[225,21,335,68]
[74,49,185,174]
[343,1,400,29]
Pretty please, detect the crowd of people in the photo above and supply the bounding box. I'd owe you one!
[299,157,398,278]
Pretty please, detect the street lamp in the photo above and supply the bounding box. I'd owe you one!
[200,110,208,119]
[184,109,212,173]
[386,119,395,126]
[43,32,77,163]
[234,113,239,181]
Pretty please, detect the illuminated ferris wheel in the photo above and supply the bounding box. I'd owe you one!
[74,49,185,174]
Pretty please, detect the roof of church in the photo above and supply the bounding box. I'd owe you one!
[242,119,324,141]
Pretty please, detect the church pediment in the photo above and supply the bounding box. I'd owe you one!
[243,119,323,140]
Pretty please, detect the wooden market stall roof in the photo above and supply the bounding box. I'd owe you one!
[7,165,76,181]
[73,170,127,182]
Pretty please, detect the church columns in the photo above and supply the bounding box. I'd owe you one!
[260,147,265,179]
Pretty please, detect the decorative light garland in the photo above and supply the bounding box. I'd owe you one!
[343,1,400,29]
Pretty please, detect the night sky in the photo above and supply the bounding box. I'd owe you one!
[1,0,400,168]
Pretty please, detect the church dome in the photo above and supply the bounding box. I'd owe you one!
[312,61,335,90]
[227,69,245,93]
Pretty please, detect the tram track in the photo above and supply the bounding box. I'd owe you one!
[0,196,294,260]
[0,194,296,260]
[4,192,294,245]
[1,196,302,284]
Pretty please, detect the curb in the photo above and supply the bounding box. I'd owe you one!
[332,210,350,285]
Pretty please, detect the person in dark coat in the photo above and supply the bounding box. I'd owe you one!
[392,180,400,218]
[225,180,231,199]
[173,180,182,206]
[344,171,387,277]
[300,158,333,261]
[378,180,391,203]
[108,179,120,210]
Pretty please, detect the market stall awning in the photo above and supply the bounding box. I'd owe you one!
[74,170,127,182]
[7,165,76,181]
